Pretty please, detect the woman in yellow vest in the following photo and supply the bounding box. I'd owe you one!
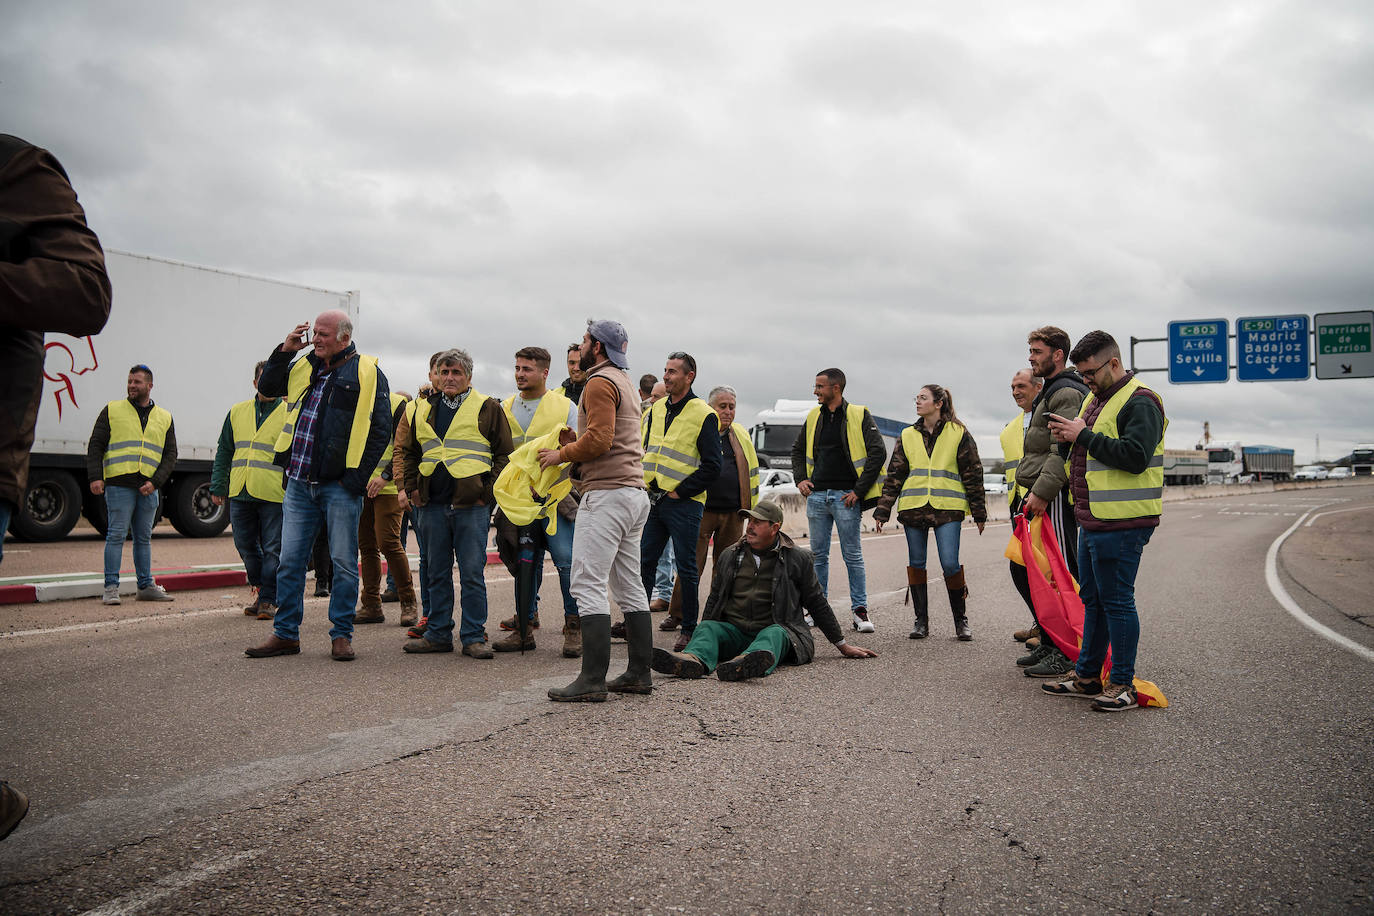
[874,384,987,641]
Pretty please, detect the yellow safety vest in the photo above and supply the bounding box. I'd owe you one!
[415,390,494,480]
[642,396,716,504]
[728,422,761,509]
[896,422,968,514]
[103,399,172,480]
[228,399,286,502]
[999,413,1026,509]
[370,392,408,496]
[273,353,379,469]
[1077,378,1168,520]
[501,389,573,447]
[803,403,882,501]
[493,426,575,535]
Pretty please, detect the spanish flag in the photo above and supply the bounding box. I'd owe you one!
[1006,515,1167,708]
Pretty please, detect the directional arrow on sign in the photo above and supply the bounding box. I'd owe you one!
[1268,365,1278,374]
[1344,364,1353,374]
[1194,366,1204,376]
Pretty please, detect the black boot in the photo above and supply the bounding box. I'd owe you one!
[549,615,610,702]
[906,566,929,639]
[608,611,653,695]
[947,566,972,641]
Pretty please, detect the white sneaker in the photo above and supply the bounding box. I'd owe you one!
[136,584,174,602]
[803,613,815,628]
[102,586,120,605]
[851,608,875,633]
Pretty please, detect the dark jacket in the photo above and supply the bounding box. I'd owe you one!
[873,417,986,528]
[400,390,513,508]
[790,399,887,509]
[701,531,846,665]
[0,135,112,505]
[85,399,178,489]
[1020,369,1089,502]
[257,341,393,497]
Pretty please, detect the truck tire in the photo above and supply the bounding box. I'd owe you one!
[12,469,84,541]
[167,474,229,537]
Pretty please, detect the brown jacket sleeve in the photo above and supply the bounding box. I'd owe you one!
[558,376,617,464]
[873,435,909,524]
[392,407,411,488]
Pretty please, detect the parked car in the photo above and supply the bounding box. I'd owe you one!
[1328,467,1353,479]
[983,473,1008,496]
[1294,465,1329,480]
[759,468,800,500]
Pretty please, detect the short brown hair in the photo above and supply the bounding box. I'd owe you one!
[1028,326,1071,357]
[515,346,551,370]
[817,367,846,391]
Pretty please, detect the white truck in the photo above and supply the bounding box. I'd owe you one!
[15,250,359,541]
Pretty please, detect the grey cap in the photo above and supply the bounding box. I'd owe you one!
[740,499,784,524]
[587,319,629,369]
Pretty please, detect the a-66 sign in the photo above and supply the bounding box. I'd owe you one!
[1168,319,1229,383]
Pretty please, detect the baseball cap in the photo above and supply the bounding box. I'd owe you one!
[740,500,784,524]
[587,319,630,369]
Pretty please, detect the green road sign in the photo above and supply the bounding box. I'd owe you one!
[1314,310,1374,379]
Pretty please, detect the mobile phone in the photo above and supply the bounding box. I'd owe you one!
[1046,413,1067,423]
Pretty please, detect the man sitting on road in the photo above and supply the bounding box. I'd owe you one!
[652,500,877,682]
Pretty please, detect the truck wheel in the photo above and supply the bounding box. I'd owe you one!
[12,470,83,541]
[167,474,229,537]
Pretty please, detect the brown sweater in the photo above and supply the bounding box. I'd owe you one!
[557,361,644,491]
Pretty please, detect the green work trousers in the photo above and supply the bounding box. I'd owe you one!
[682,620,790,675]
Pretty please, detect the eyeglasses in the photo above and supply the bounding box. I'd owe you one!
[1077,361,1112,380]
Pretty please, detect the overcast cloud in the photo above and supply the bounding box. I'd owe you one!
[5,0,1373,461]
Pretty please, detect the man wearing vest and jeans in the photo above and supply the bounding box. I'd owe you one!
[790,367,886,633]
[210,360,286,619]
[401,348,513,659]
[640,351,723,653]
[494,346,581,655]
[246,310,393,662]
[1045,330,1167,712]
[87,364,178,604]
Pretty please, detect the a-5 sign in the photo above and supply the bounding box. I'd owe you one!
[1237,315,1309,382]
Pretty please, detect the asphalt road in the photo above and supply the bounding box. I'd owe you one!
[2,483,1372,913]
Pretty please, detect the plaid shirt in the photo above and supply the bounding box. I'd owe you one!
[286,369,331,482]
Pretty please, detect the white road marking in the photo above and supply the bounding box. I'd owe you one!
[78,850,258,916]
[1266,505,1374,664]
[1304,504,1370,527]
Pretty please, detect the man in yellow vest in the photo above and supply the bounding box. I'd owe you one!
[355,392,417,626]
[789,367,886,633]
[245,310,394,663]
[400,348,513,659]
[86,364,178,605]
[210,360,286,619]
[494,345,580,656]
[1000,368,1040,640]
[640,350,722,652]
[1046,330,1167,712]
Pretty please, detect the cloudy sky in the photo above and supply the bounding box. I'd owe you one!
[7,0,1374,462]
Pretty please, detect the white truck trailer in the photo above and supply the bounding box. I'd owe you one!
[15,250,359,541]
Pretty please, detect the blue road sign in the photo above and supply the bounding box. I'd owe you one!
[1168,319,1229,383]
[1237,314,1310,382]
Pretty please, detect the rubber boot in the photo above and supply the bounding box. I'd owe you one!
[947,566,972,641]
[608,611,653,695]
[906,566,929,639]
[548,615,610,702]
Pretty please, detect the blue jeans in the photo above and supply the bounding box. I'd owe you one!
[229,498,283,604]
[653,541,675,602]
[903,520,962,576]
[526,515,577,620]
[104,485,159,589]
[1075,527,1154,686]
[640,495,704,631]
[0,497,12,565]
[806,490,867,610]
[416,502,492,646]
[272,479,364,641]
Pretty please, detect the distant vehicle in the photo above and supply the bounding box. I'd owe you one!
[982,473,1007,496]
[1163,448,1208,486]
[758,468,799,500]
[1352,444,1374,477]
[1328,467,1354,479]
[1294,465,1329,481]
[16,250,360,541]
[1206,441,1295,484]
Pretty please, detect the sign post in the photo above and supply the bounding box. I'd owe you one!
[1168,319,1229,384]
[1237,315,1309,382]
[1314,311,1374,380]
